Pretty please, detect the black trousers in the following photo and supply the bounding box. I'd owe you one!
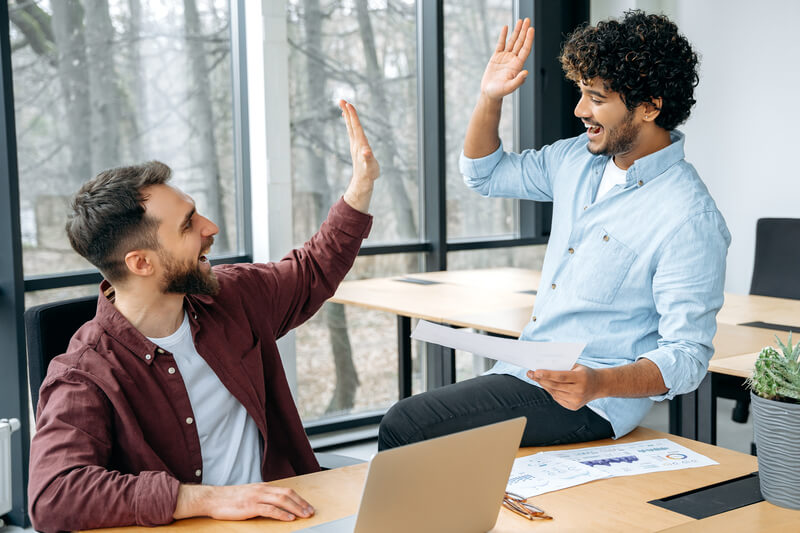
[378,374,614,451]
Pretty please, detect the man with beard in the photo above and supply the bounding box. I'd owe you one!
[28,101,378,532]
[379,12,730,450]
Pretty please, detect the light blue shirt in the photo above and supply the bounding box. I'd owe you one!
[460,131,730,439]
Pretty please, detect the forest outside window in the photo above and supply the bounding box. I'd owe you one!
[10,0,243,284]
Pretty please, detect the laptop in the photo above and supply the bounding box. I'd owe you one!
[298,417,526,533]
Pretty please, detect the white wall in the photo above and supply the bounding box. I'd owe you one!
[593,0,800,294]
[675,0,800,294]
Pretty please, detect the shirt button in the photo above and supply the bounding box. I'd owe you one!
[195,469,202,477]
[186,417,194,425]
[583,205,588,210]
[532,316,537,322]
[551,283,557,290]
[145,354,152,360]
[193,313,198,320]
[156,348,165,354]
[168,367,176,374]
[603,235,609,242]
[568,248,574,254]
[638,180,644,186]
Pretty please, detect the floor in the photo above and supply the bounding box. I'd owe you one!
[327,397,756,461]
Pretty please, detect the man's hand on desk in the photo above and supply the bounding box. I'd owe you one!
[527,365,604,411]
[173,483,315,522]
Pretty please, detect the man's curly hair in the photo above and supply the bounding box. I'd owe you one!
[560,10,699,131]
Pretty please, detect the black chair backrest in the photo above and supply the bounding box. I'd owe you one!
[24,294,98,413]
[749,218,800,300]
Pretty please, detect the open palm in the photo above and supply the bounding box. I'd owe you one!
[481,19,534,100]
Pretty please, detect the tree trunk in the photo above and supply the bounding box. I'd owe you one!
[354,0,418,247]
[183,0,229,250]
[298,0,360,414]
[51,0,92,191]
[125,0,145,160]
[84,0,121,172]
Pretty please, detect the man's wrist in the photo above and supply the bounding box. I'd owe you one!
[343,181,374,214]
[174,484,214,519]
[593,367,613,400]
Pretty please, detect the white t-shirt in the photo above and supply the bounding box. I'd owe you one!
[148,312,262,486]
[595,158,628,201]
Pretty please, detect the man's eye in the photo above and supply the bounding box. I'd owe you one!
[591,97,602,104]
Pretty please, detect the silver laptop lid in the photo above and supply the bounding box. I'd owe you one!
[351,417,526,533]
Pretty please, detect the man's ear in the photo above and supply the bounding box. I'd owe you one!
[642,97,663,122]
[124,249,156,278]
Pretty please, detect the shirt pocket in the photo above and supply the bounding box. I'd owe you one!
[573,228,637,304]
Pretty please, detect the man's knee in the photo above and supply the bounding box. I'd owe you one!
[378,397,420,451]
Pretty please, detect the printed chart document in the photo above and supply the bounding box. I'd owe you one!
[410,320,584,371]
[506,439,718,498]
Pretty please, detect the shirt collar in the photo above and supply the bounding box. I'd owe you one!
[95,280,178,365]
[624,129,686,187]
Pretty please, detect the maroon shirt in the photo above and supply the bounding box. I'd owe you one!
[28,199,372,533]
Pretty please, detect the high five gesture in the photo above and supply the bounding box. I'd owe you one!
[340,99,380,214]
[481,18,534,101]
[464,19,534,158]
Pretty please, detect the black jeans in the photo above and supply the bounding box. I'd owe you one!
[378,374,614,451]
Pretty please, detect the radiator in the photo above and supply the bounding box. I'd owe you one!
[0,418,20,518]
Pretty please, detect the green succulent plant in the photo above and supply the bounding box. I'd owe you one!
[746,332,800,402]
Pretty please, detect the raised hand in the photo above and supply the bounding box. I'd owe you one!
[340,100,380,213]
[481,18,534,101]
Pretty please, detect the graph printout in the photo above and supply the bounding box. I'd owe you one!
[507,439,718,498]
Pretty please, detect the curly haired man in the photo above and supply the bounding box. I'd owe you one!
[379,11,730,449]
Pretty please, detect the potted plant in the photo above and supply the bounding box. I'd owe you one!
[746,333,800,510]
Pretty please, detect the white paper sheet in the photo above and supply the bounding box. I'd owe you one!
[506,439,719,498]
[410,320,584,371]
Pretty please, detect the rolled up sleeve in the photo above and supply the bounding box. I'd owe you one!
[460,137,583,201]
[639,210,730,400]
[29,370,180,533]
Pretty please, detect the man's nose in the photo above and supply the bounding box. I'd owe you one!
[200,215,219,236]
[574,95,590,118]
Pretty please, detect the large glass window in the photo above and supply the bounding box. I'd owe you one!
[287,0,420,421]
[287,0,419,248]
[10,0,242,284]
[294,253,424,420]
[444,0,515,241]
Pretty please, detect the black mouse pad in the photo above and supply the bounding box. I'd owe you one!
[648,472,763,519]
[739,321,800,333]
[394,277,441,285]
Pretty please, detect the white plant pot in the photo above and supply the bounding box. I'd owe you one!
[751,391,800,510]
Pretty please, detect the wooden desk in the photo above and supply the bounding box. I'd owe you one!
[717,292,800,328]
[85,427,797,533]
[330,269,795,441]
[708,352,758,379]
[657,501,800,532]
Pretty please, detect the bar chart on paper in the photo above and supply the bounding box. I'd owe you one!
[507,439,718,498]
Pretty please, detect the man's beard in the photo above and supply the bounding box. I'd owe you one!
[588,108,640,157]
[159,244,219,296]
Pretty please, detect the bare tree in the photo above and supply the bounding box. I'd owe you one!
[296,0,360,414]
[183,0,229,251]
[50,0,92,190]
[354,0,418,244]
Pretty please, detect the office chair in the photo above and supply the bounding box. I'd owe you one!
[23,294,363,470]
[24,294,98,411]
[714,218,800,430]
